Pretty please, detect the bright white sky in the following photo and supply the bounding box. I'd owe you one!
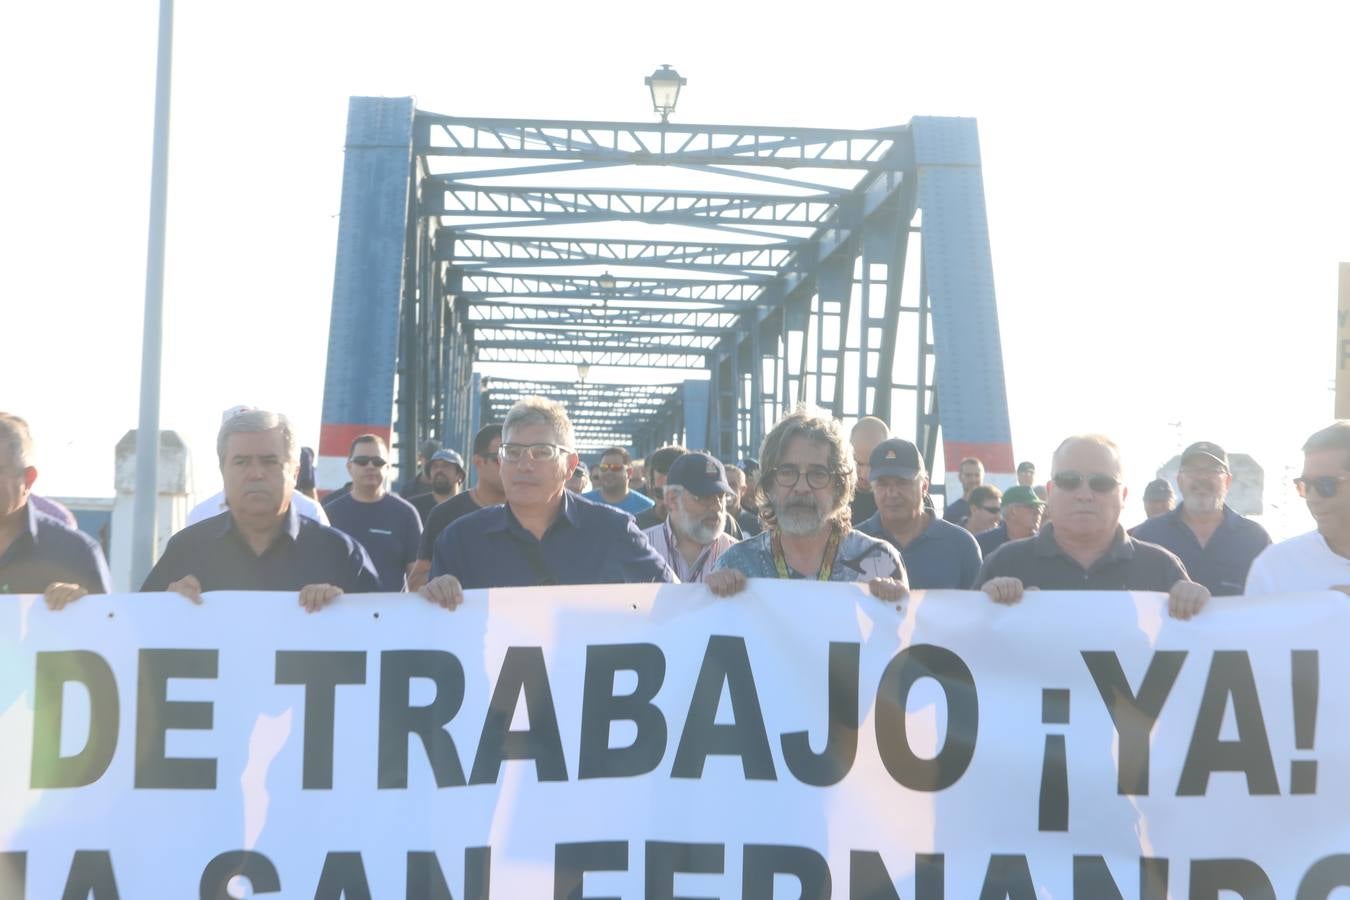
[4,0,1347,539]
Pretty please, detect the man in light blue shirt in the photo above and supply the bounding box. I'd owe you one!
[583,446,656,516]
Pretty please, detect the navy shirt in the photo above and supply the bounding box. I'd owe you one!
[142,507,380,593]
[408,492,444,525]
[977,523,1189,591]
[418,491,482,561]
[324,493,422,592]
[0,504,111,594]
[976,522,1010,558]
[857,512,982,589]
[1129,504,1272,596]
[432,492,675,589]
[942,496,970,526]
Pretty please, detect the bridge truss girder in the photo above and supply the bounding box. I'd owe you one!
[318,98,1013,487]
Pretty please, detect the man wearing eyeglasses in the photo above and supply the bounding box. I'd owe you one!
[855,438,981,590]
[705,408,907,601]
[1247,422,1350,593]
[324,434,423,593]
[583,446,655,516]
[142,410,379,609]
[643,452,739,583]
[1130,442,1270,596]
[979,434,1208,619]
[420,397,674,608]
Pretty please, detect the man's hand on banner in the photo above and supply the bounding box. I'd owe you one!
[42,582,88,610]
[866,577,907,603]
[419,574,464,610]
[298,584,343,613]
[982,576,1025,605]
[704,569,747,597]
[1167,580,1209,620]
[166,575,204,605]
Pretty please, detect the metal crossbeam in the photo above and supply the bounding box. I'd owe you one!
[438,234,798,272]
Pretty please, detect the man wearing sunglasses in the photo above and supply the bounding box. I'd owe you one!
[1247,422,1350,593]
[978,434,1208,619]
[420,397,673,608]
[706,408,907,602]
[324,434,423,593]
[1130,442,1270,595]
[582,446,655,516]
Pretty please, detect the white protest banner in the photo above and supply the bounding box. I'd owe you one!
[1,583,1348,899]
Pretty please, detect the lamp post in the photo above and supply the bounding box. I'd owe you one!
[645,65,686,124]
[577,362,591,384]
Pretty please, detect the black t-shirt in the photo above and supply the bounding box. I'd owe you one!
[418,491,482,561]
[976,523,1189,592]
[408,492,448,525]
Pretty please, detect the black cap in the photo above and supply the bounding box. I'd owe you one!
[868,438,925,480]
[666,452,733,497]
[1143,478,1175,501]
[1181,441,1229,470]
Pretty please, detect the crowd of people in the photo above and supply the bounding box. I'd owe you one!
[5,401,1350,617]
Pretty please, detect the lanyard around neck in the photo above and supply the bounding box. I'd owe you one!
[772,525,841,581]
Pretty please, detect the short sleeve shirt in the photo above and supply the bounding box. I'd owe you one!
[713,528,907,582]
[582,489,656,516]
[324,493,423,592]
[0,504,111,594]
[1245,530,1350,594]
[942,496,970,525]
[1128,504,1272,596]
[857,512,982,589]
[976,523,1189,591]
[142,507,380,593]
[431,492,676,589]
[418,492,482,561]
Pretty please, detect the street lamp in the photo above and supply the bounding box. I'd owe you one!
[645,65,686,124]
[597,271,617,292]
[577,362,591,383]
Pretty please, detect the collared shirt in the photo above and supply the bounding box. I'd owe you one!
[977,523,1189,591]
[857,512,982,589]
[581,488,656,516]
[1129,504,1272,595]
[1245,530,1350,594]
[642,518,737,583]
[0,504,111,594]
[186,489,329,527]
[942,496,970,526]
[324,492,423,592]
[141,506,380,593]
[712,528,907,582]
[418,491,482,561]
[431,491,675,589]
[976,521,1010,558]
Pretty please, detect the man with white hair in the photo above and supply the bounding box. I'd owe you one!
[706,407,907,601]
[142,410,379,610]
[643,452,739,583]
[420,397,673,609]
[978,434,1208,619]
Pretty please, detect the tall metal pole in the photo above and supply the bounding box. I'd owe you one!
[129,0,175,589]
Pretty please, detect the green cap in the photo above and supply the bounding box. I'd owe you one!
[1001,485,1045,508]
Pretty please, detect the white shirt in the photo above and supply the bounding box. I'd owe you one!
[185,490,330,528]
[1244,529,1350,594]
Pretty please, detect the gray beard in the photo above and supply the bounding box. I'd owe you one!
[1185,492,1223,513]
[777,504,825,536]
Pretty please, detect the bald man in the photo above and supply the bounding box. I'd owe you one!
[849,416,890,524]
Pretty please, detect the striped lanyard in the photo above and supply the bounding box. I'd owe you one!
[772,526,842,581]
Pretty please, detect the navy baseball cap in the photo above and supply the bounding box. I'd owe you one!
[667,452,733,497]
[1181,441,1229,470]
[430,449,465,469]
[868,438,925,480]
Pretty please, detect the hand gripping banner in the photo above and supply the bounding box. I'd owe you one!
[1,584,1348,898]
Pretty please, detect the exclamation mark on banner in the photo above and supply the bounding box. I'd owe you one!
[1039,688,1070,831]
[1290,650,1319,795]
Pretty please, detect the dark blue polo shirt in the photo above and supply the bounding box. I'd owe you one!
[977,523,1188,591]
[976,521,1010,558]
[324,492,422,592]
[0,504,111,594]
[431,491,675,589]
[942,496,970,525]
[857,512,982,589]
[141,506,380,593]
[1128,504,1271,596]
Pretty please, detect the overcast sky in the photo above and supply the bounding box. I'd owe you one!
[4,0,1347,537]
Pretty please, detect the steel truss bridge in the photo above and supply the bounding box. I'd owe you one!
[317,97,1012,485]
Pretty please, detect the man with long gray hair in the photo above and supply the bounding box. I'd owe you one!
[142,410,379,610]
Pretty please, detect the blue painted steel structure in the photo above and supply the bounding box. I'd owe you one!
[318,97,1013,485]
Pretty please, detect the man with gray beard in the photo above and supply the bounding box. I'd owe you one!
[706,407,907,601]
[1129,441,1270,595]
[642,452,739,583]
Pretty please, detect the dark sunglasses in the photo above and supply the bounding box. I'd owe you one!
[1052,471,1120,493]
[977,505,1001,515]
[1295,475,1350,499]
[350,455,387,468]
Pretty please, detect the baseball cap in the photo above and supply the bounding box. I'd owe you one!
[1181,441,1229,470]
[868,438,924,480]
[666,452,733,497]
[1001,485,1045,508]
[430,449,465,469]
[221,404,255,425]
[1143,478,1175,501]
